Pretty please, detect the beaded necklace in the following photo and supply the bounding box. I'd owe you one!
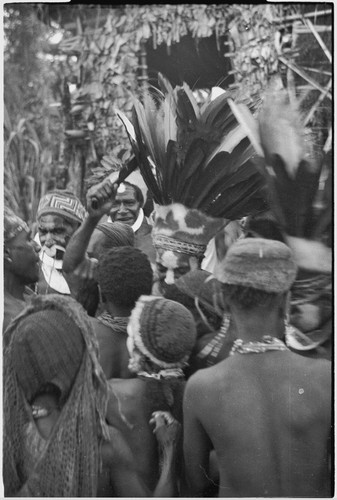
[230,335,289,355]
[97,312,129,334]
[197,313,231,366]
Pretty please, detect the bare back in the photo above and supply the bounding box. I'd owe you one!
[90,318,132,379]
[184,351,331,497]
[107,377,185,491]
[106,378,161,490]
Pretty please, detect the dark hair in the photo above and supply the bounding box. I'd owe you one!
[245,212,285,243]
[96,247,153,308]
[222,284,278,310]
[122,181,144,208]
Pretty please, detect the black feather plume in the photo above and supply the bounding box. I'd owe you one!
[122,74,267,220]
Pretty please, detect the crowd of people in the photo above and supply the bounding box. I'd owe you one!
[3,80,332,497]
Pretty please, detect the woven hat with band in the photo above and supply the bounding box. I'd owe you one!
[127,295,196,368]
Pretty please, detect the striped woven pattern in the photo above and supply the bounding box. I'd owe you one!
[37,191,86,223]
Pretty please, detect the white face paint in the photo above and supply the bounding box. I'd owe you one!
[117,183,126,194]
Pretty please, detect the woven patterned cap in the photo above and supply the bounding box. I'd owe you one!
[37,190,86,224]
[128,295,196,367]
[216,238,297,293]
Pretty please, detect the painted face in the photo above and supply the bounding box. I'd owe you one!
[109,185,141,226]
[6,229,41,284]
[155,248,200,292]
[38,215,79,256]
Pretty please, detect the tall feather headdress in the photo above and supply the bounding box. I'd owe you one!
[117,75,267,257]
[228,87,332,274]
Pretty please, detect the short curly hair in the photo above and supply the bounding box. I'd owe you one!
[96,247,153,308]
[222,284,278,310]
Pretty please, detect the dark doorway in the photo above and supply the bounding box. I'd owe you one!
[145,33,234,90]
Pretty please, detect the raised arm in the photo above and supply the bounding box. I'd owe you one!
[183,374,214,496]
[62,179,117,273]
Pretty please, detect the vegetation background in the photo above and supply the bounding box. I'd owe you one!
[3,3,332,223]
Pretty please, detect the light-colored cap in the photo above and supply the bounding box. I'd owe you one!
[215,238,297,293]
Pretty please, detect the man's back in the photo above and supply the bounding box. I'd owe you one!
[184,351,331,497]
[90,318,132,379]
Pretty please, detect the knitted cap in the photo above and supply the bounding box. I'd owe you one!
[152,203,225,257]
[216,238,297,293]
[128,295,196,368]
[96,221,134,247]
[37,190,86,224]
[175,270,222,315]
[4,206,29,243]
[12,310,85,403]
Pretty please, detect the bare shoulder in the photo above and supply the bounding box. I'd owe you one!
[184,360,232,407]
[292,353,331,382]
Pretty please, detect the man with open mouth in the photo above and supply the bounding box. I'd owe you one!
[34,189,86,295]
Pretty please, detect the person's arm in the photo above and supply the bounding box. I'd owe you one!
[103,412,180,497]
[183,374,214,496]
[62,178,117,274]
[150,411,181,497]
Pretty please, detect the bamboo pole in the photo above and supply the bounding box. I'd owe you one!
[273,9,332,23]
[278,56,332,99]
[138,41,148,90]
[301,67,331,76]
[323,127,332,153]
[302,17,332,63]
[303,79,332,126]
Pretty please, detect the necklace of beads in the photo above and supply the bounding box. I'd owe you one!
[230,335,289,355]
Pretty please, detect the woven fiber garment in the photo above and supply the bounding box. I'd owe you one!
[3,294,109,497]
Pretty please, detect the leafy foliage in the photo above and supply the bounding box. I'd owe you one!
[4,3,332,222]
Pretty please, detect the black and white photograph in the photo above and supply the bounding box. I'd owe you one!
[2,2,332,497]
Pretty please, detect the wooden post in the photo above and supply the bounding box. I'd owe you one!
[138,41,148,90]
